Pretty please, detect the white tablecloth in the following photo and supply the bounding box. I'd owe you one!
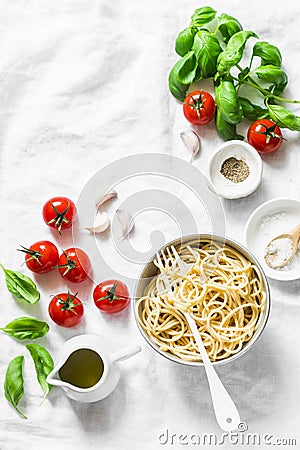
[1,0,300,449]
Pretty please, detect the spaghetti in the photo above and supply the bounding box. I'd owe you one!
[135,239,266,362]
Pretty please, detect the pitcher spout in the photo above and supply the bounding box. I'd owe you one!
[46,366,65,387]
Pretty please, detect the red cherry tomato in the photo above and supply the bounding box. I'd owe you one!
[183,90,216,125]
[247,119,283,154]
[93,280,130,313]
[57,248,91,283]
[48,291,84,327]
[18,240,59,274]
[42,196,76,234]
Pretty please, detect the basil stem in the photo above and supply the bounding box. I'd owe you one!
[0,317,50,340]
[4,356,27,419]
[26,344,54,401]
[0,263,40,304]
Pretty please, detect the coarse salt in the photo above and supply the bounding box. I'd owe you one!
[265,237,293,267]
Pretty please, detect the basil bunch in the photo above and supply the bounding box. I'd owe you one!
[168,6,300,140]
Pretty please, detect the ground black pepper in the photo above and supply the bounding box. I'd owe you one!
[220,157,250,183]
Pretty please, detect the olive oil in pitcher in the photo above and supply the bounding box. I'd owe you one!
[58,348,104,389]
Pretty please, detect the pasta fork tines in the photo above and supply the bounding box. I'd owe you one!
[168,245,194,277]
[155,249,176,273]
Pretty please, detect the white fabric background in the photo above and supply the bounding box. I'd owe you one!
[0,0,299,449]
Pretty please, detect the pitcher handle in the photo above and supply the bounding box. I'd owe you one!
[111,345,141,363]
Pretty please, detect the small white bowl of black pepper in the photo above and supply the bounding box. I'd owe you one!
[207,140,263,200]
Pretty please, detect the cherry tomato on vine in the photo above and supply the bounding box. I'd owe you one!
[93,280,130,313]
[18,240,59,274]
[57,248,91,283]
[48,291,84,327]
[183,90,216,125]
[42,196,76,234]
[247,119,284,154]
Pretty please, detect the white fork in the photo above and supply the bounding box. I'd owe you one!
[157,248,241,432]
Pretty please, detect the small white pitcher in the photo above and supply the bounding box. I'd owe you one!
[46,334,141,403]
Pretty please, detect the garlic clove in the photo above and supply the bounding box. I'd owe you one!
[82,212,110,234]
[116,209,134,239]
[180,130,201,162]
[95,190,118,209]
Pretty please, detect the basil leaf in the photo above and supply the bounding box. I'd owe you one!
[4,355,27,419]
[191,6,216,27]
[0,263,40,304]
[215,109,244,141]
[239,97,269,121]
[252,41,282,67]
[168,53,197,101]
[215,80,243,124]
[217,31,258,75]
[176,51,197,84]
[0,317,50,340]
[26,344,54,400]
[192,30,222,78]
[217,13,243,43]
[175,28,196,57]
[253,65,288,95]
[268,104,300,131]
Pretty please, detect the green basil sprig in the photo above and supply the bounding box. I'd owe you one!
[4,356,27,419]
[0,263,40,304]
[0,317,49,340]
[26,344,54,401]
[168,5,300,140]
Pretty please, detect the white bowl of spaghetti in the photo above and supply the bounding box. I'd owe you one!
[134,235,270,366]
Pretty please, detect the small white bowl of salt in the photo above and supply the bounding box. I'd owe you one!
[245,198,300,281]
